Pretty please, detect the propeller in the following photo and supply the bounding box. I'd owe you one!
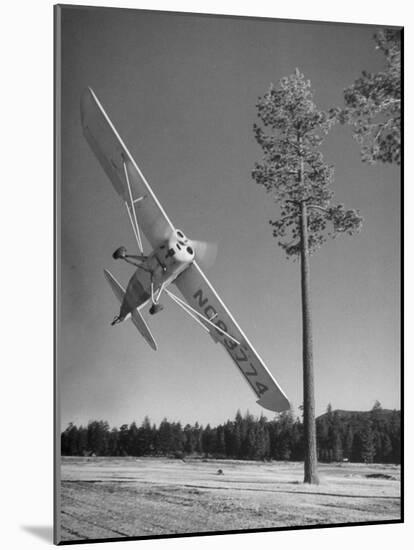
[190,239,218,269]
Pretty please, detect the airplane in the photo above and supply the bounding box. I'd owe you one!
[80,87,290,413]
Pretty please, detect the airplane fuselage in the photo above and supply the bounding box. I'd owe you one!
[119,229,195,319]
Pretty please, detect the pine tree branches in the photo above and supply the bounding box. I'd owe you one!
[332,29,401,165]
[253,69,362,259]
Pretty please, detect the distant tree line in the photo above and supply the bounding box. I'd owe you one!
[61,402,400,464]
[316,401,400,464]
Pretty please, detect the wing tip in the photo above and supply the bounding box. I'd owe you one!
[256,391,291,413]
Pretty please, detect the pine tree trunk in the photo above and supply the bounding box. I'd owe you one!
[299,201,319,485]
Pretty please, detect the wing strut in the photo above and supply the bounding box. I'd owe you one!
[165,288,241,346]
[123,160,143,254]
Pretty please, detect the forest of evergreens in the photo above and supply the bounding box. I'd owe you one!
[61,402,400,464]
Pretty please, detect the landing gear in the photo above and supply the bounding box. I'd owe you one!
[112,246,149,269]
[149,303,164,315]
[111,315,122,326]
[150,279,167,315]
[112,245,166,317]
[113,246,127,260]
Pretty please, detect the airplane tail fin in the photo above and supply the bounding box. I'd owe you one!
[104,269,157,351]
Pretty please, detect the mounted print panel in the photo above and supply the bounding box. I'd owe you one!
[54,4,402,545]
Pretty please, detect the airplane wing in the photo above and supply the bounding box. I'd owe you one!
[81,87,175,249]
[174,262,290,413]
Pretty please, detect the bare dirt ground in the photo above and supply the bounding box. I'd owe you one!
[59,457,401,542]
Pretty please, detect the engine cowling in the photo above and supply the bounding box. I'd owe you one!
[166,229,195,264]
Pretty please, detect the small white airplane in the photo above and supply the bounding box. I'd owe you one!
[80,87,290,413]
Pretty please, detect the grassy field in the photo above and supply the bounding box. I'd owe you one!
[59,457,401,542]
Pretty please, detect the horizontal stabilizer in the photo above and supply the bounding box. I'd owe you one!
[130,310,157,351]
[104,268,124,302]
[104,269,157,351]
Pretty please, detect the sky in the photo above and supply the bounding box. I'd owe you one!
[58,6,401,430]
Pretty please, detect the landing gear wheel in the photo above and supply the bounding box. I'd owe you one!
[149,303,164,315]
[113,246,127,260]
[111,315,121,326]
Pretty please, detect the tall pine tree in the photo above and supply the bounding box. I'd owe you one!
[253,70,363,483]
